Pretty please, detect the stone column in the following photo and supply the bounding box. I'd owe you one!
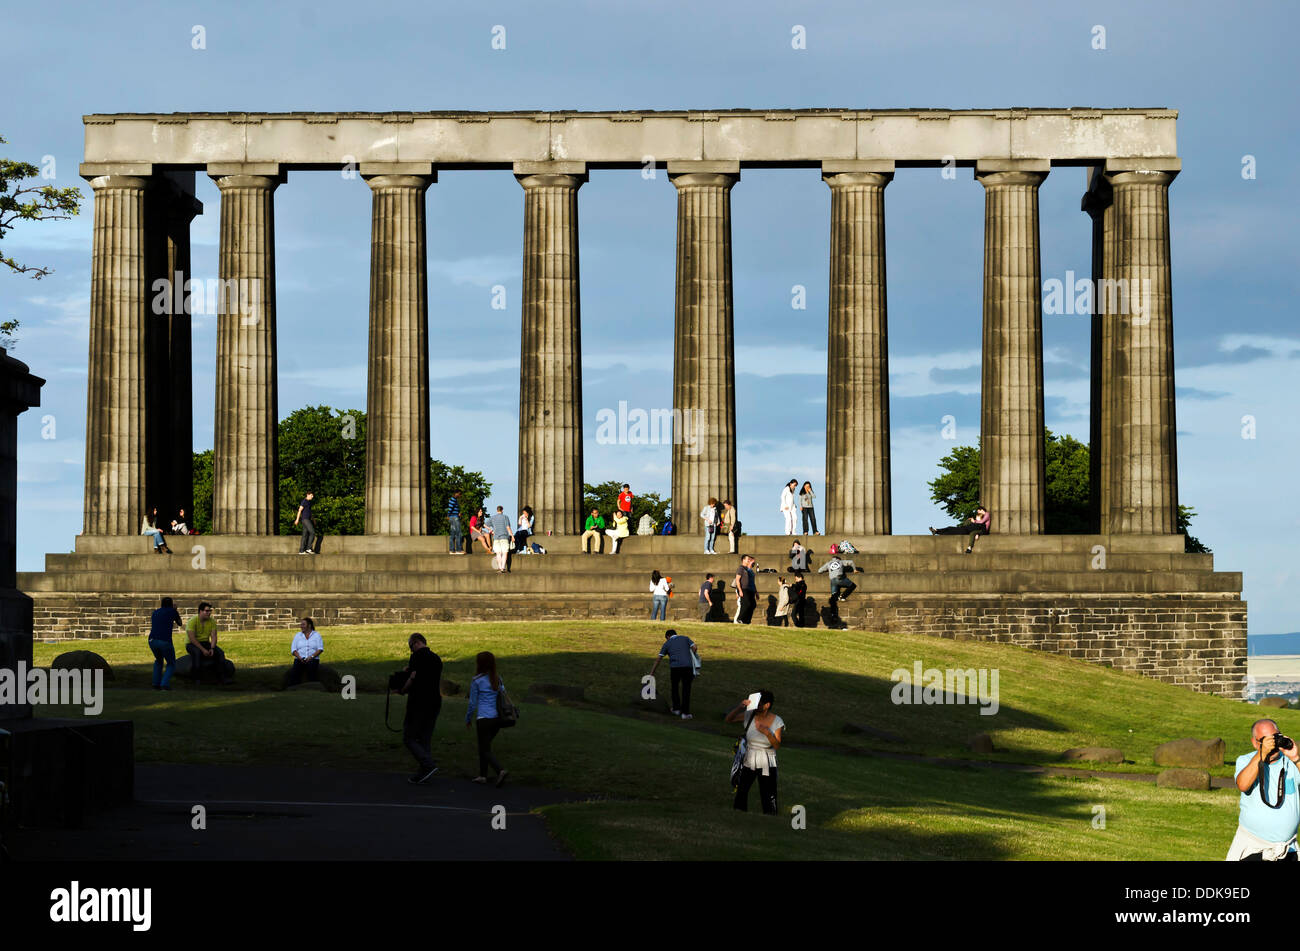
[209,166,280,534]
[975,161,1049,535]
[1104,161,1180,534]
[1082,168,1114,534]
[82,173,149,535]
[515,162,586,536]
[364,166,435,535]
[670,163,738,534]
[823,162,894,536]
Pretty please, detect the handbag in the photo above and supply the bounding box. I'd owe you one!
[496,684,519,728]
[729,712,754,790]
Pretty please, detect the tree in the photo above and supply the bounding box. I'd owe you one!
[583,480,671,530]
[928,432,1208,552]
[193,405,491,536]
[1,134,85,347]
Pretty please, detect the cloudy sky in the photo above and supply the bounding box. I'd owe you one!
[3,0,1296,634]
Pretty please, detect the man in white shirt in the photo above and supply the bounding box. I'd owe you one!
[289,617,324,685]
[779,480,798,535]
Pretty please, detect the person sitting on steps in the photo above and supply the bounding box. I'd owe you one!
[930,505,992,553]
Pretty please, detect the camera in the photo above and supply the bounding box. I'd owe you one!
[1274,733,1294,751]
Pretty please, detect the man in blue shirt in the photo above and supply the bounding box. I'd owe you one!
[147,597,183,690]
[649,629,699,719]
[1228,718,1300,860]
[447,491,464,554]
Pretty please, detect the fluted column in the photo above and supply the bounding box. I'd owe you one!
[823,164,893,536]
[516,163,585,535]
[83,174,149,534]
[1082,169,1115,533]
[209,168,280,534]
[670,164,738,533]
[365,170,434,535]
[976,161,1049,535]
[1105,164,1180,534]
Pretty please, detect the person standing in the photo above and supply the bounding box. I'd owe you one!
[774,577,791,627]
[790,571,808,628]
[699,573,717,622]
[650,629,699,720]
[733,555,758,625]
[799,481,819,536]
[618,484,634,519]
[650,570,672,621]
[185,600,230,685]
[700,497,719,554]
[288,617,324,685]
[466,651,509,787]
[147,596,183,690]
[487,505,514,572]
[447,490,464,555]
[397,632,442,784]
[294,491,319,554]
[580,508,606,554]
[779,480,798,536]
[726,690,784,815]
[721,500,739,554]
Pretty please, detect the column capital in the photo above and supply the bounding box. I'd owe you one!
[207,163,285,187]
[1104,167,1179,188]
[822,159,895,176]
[975,159,1049,188]
[363,173,434,192]
[80,162,152,182]
[822,164,894,188]
[1103,156,1181,178]
[514,161,587,189]
[85,174,150,191]
[668,161,739,190]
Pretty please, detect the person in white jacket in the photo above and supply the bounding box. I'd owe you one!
[779,480,798,535]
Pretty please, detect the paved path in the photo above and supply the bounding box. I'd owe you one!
[8,764,571,861]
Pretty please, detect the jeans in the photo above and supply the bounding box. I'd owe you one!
[149,640,175,688]
[734,765,778,814]
[300,517,319,553]
[704,525,716,553]
[475,717,502,777]
[147,530,165,549]
[935,522,985,536]
[514,528,531,552]
[738,591,757,624]
[651,594,668,621]
[186,642,227,682]
[830,577,856,601]
[448,515,462,553]
[801,507,817,534]
[403,701,440,773]
[670,666,693,714]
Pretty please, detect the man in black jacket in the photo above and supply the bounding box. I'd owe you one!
[397,632,443,784]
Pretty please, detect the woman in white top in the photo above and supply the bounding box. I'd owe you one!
[606,509,631,554]
[514,506,535,554]
[700,496,718,554]
[649,570,673,621]
[725,690,784,814]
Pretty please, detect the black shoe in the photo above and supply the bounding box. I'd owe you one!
[964,547,972,554]
[409,766,439,784]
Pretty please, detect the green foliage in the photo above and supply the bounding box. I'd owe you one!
[192,405,491,536]
[0,134,83,281]
[582,480,670,529]
[929,432,1208,548]
[276,406,367,534]
[192,450,214,535]
[1179,505,1210,554]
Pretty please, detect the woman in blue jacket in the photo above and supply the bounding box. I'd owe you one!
[466,651,508,786]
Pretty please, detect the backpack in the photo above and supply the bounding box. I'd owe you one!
[661,519,675,535]
[730,712,755,790]
[838,540,857,555]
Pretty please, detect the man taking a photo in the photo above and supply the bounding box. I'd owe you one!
[1228,718,1300,860]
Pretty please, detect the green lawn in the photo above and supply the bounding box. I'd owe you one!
[34,620,1261,859]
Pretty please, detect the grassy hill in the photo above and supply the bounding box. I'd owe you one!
[34,620,1272,859]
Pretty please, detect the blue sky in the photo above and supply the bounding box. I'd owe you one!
[3,0,1296,634]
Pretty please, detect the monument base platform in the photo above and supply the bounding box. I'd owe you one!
[2,717,134,828]
[20,533,1246,697]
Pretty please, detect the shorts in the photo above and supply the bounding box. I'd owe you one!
[492,538,511,555]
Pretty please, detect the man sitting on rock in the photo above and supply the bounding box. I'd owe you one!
[186,601,231,685]
[1228,718,1300,860]
[288,617,324,685]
